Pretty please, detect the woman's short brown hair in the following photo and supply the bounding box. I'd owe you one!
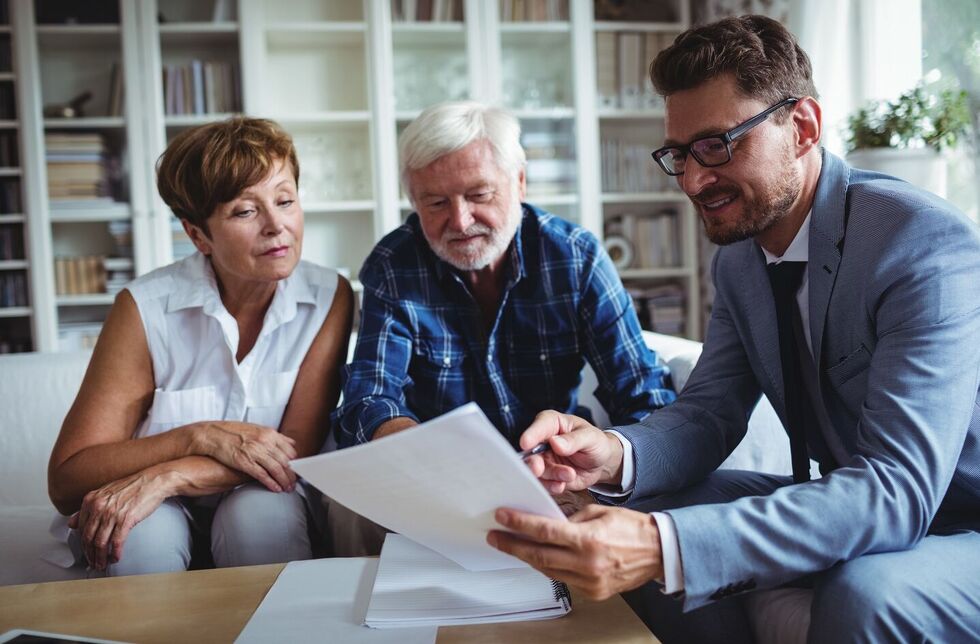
[156,117,299,230]
[651,15,818,111]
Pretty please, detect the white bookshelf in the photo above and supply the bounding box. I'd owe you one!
[11,0,704,352]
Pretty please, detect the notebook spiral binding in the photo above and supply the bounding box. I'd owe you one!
[551,579,573,610]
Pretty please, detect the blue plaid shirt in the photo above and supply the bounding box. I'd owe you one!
[334,204,676,448]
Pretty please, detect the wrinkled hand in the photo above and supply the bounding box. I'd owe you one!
[521,411,624,494]
[487,504,663,600]
[68,470,170,571]
[196,422,297,492]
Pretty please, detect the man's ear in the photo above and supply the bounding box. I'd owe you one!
[792,97,822,156]
[181,218,213,256]
[517,166,527,202]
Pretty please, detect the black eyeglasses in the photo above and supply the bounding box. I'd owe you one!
[651,98,799,176]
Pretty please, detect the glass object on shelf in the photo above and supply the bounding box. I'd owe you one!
[595,32,675,110]
[393,51,467,110]
[501,38,571,109]
[293,130,371,203]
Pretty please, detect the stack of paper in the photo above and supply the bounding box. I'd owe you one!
[290,403,567,571]
[366,534,571,628]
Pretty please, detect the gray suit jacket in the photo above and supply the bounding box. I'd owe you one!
[616,150,980,610]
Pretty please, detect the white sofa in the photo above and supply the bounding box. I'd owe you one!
[0,332,791,587]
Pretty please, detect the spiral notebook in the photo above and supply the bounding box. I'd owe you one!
[365,534,572,628]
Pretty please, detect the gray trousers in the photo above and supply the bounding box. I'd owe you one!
[624,470,980,644]
[70,483,314,576]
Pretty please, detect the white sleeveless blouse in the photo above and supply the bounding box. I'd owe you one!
[127,252,338,438]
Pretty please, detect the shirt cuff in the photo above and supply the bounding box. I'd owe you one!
[652,512,684,593]
[588,430,635,497]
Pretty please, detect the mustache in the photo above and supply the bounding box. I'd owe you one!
[443,224,493,241]
[691,186,740,205]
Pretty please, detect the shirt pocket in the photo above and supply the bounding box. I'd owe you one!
[508,331,583,409]
[409,338,469,415]
[246,369,299,429]
[144,385,219,436]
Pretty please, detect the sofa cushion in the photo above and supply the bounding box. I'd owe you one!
[0,506,88,585]
[0,350,92,507]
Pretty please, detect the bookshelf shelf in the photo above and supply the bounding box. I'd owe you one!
[512,107,576,120]
[602,192,686,203]
[0,120,19,129]
[598,108,666,119]
[0,167,20,177]
[164,113,239,127]
[594,22,687,33]
[49,209,132,223]
[304,201,376,214]
[43,118,126,129]
[158,22,239,34]
[158,25,239,46]
[0,214,25,224]
[0,260,29,270]
[500,22,571,33]
[0,306,31,318]
[526,193,579,206]
[273,111,372,124]
[56,294,115,307]
[0,72,14,81]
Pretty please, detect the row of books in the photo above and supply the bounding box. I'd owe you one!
[0,270,27,307]
[605,209,682,269]
[522,127,576,194]
[392,0,464,22]
[45,133,108,201]
[0,223,22,259]
[0,131,17,167]
[500,0,568,21]
[0,34,10,74]
[628,284,685,336]
[163,61,241,116]
[106,62,124,117]
[595,0,682,22]
[601,137,670,193]
[596,31,676,110]
[54,255,133,296]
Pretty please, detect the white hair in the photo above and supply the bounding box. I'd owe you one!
[398,101,526,201]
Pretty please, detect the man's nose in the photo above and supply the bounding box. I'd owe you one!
[447,199,475,231]
[679,158,718,197]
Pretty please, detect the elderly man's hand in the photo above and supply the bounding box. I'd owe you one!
[487,504,664,601]
[521,411,624,494]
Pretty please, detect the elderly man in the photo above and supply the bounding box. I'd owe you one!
[330,101,675,552]
[488,15,980,644]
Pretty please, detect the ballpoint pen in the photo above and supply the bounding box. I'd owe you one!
[517,441,552,460]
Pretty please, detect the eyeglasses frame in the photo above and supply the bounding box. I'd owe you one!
[651,97,800,176]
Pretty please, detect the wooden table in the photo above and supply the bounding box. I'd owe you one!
[0,563,658,643]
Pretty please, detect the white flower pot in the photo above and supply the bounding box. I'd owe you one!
[846,147,947,198]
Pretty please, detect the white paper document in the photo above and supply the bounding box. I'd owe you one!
[234,558,436,644]
[291,403,566,570]
[365,534,571,628]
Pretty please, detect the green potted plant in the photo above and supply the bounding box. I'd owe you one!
[844,84,970,197]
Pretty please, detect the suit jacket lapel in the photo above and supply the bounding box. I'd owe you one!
[807,150,849,370]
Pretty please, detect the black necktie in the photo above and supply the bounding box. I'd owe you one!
[767,261,811,483]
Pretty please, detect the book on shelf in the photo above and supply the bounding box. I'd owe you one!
[365,533,572,628]
[54,255,107,296]
[106,62,124,117]
[0,131,18,167]
[627,283,686,336]
[616,32,643,110]
[163,61,240,116]
[392,0,463,22]
[0,223,21,259]
[601,137,667,193]
[595,0,680,22]
[499,0,567,21]
[0,178,20,213]
[0,271,27,307]
[0,82,15,120]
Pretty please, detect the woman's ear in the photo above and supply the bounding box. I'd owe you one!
[181,219,213,256]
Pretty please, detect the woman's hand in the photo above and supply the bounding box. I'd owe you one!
[68,468,174,571]
[191,421,298,492]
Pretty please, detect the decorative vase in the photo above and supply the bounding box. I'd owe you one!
[846,147,947,198]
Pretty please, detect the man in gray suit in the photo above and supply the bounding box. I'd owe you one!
[486,15,980,643]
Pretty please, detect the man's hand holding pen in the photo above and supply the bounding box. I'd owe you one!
[517,411,625,494]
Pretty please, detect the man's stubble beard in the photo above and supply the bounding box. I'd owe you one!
[697,156,802,246]
[428,198,524,271]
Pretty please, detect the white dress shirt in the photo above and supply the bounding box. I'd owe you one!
[595,214,813,593]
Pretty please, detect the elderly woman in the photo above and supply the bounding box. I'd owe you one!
[47,118,353,575]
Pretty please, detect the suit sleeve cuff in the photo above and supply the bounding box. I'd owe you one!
[588,430,635,497]
[652,511,685,593]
